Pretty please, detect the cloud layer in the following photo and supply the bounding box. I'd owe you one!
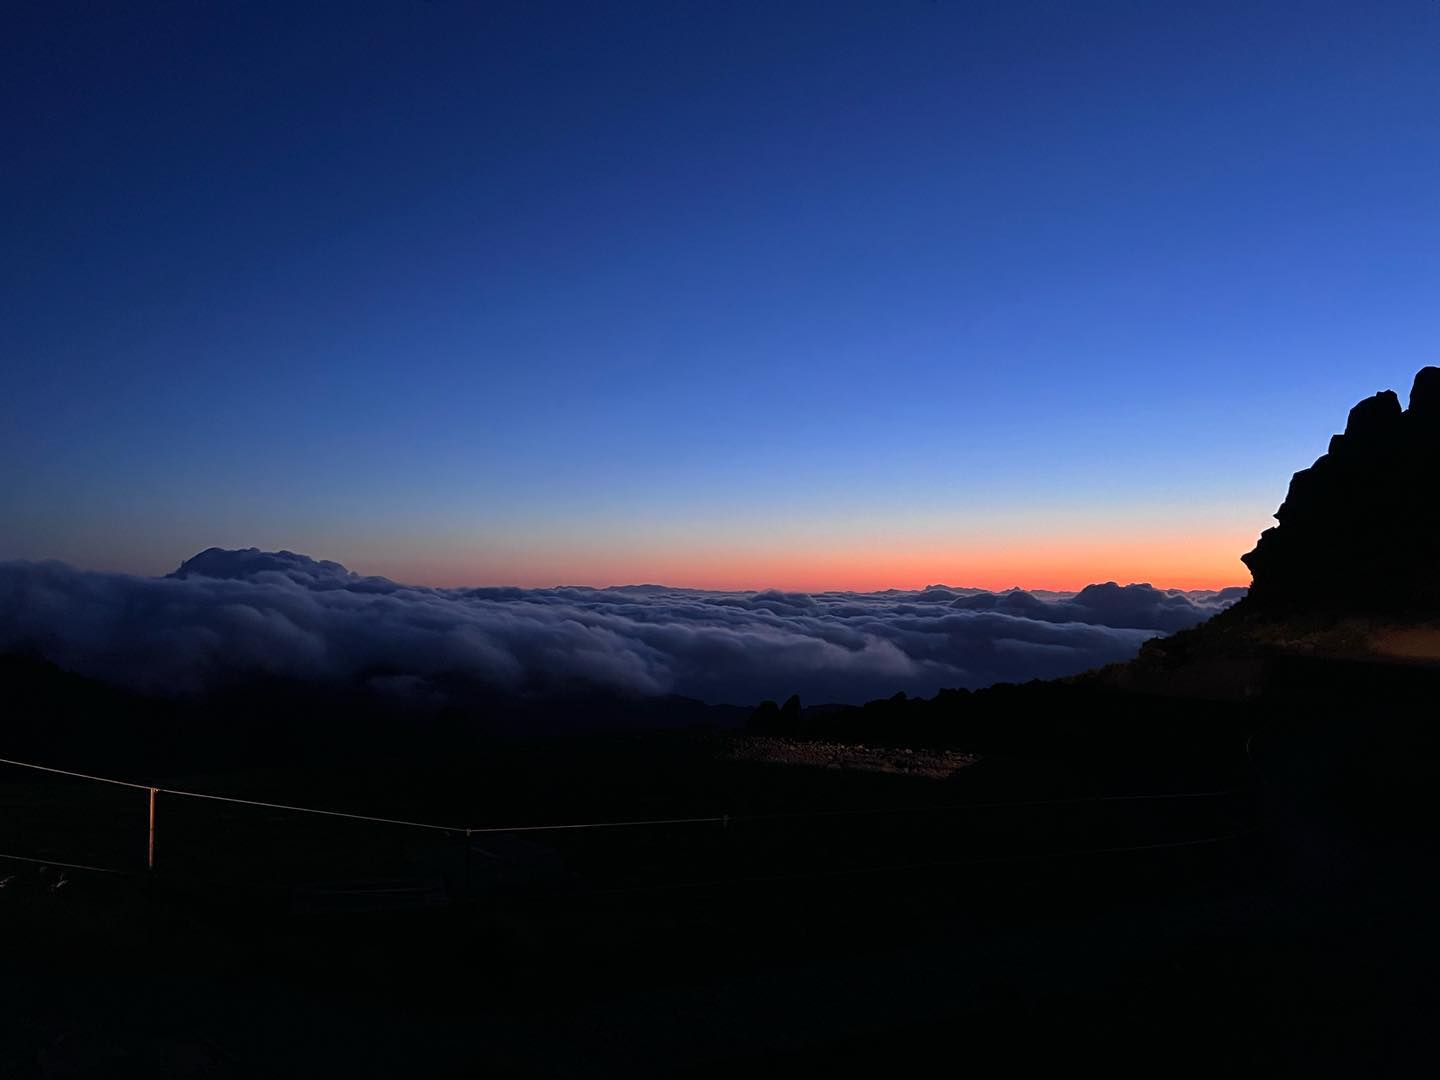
[0,549,1243,707]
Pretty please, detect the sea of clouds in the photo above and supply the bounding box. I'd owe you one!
[0,548,1245,706]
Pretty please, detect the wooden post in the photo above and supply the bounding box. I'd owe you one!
[147,787,157,870]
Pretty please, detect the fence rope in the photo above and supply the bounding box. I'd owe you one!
[0,851,127,875]
[157,786,469,834]
[0,756,152,791]
[469,815,727,834]
[0,753,1245,836]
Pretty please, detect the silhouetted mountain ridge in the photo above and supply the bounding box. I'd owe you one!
[1242,366,1440,613]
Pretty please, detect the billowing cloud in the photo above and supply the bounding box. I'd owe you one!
[949,581,1245,633]
[0,548,1243,707]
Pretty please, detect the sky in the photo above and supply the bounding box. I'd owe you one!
[4,0,1439,592]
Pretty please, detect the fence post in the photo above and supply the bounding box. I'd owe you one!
[147,787,157,870]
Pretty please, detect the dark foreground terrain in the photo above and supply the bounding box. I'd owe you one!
[2,643,1438,1077]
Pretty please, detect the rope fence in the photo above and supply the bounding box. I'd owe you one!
[0,753,1253,882]
[0,850,127,876]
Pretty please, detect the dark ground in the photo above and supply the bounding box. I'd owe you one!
[2,646,1438,1077]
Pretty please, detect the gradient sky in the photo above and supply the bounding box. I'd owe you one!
[4,1,1439,591]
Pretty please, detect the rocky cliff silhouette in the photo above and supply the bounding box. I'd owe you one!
[1242,366,1440,612]
[748,368,1440,746]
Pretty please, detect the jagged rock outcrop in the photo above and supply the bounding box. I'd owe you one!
[1242,367,1440,612]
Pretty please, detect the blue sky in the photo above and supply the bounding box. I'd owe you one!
[4,1,1438,588]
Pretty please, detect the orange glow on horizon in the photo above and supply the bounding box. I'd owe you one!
[367,525,1257,594]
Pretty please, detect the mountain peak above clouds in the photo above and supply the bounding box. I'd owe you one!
[168,547,397,592]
